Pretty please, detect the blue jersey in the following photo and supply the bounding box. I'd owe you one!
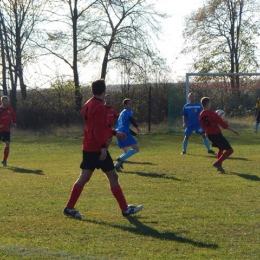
[182,102,203,127]
[116,108,133,134]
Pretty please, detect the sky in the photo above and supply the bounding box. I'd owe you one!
[154,0,204,81]
[26,0,205,88]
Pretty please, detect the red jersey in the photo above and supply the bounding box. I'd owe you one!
[105,105,118,127]
[82,97,109,152]
[0,105,17,132]
[199,110,228,135]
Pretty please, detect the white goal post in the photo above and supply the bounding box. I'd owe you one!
[185,72,260,102]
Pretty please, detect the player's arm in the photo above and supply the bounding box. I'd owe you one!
[182,115,187,128]
[182,106,187,128]
[129,117,140,133]
[226,126,239,136]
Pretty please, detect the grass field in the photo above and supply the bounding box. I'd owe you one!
[0,124,259,260]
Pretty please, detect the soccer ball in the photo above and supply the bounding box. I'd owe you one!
[215,109,225,119]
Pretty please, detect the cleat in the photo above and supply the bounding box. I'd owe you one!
[181,151,186,155]
[217,168,225,173]
[213,162,225,173]
[116,157,124,169]
[63,207,82,220]
[122,205,143,217]
[115,165,122,172]
[208,149,215,154]
[1,160,7,166]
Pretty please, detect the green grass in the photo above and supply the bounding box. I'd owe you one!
[0,125,259,260]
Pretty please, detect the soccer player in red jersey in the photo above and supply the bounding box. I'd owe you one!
[199,97,239,173]
[104,94,118,145]
[0,96,17,166]
[64,79,143,219]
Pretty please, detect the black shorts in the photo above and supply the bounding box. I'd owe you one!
[0,132,11,142]
[207,133,232,151]
[80,150,114,172]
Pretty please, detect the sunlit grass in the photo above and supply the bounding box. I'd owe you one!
[0,124,259,260]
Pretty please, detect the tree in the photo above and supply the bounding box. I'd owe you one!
[0,0,47,111]
[182,0,260,91]
[34,0,99,111]
[91,0,166,80]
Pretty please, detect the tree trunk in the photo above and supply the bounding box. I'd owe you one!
[72,1,82,111]
[101,48,109,79]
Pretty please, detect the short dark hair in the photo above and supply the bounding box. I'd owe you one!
[92,79,106,95]
[201,97,210,107]
[1,96,8,102]
[122,98,131,106]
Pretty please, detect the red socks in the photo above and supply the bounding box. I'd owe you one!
[217,149,233,165]
[3,147,9,161]
[66,183,84,209]
[111,185,128,211]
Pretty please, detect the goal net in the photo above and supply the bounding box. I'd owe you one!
[168,72,260,132]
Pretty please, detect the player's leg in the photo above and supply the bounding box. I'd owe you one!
[64,169,93,219]
[2,132,11,166]
[182,130,191,154]
[217,150,223,164]
[115,135,138,170]
[254,112,260,133]
[216,148,233,165]
[64,151,96,219]
[119,143,139,161]
[103,151,143,216]
[211,134,233,172]
[202,134,215,154]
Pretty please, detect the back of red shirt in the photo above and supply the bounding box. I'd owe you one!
[82,97,108,152]
[199,110,228,135]
[0,105,16,132]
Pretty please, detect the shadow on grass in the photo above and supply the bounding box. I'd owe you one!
[227,157,249,161]
[83,216,218,249]
[230,172,260,181]
[6,166,44,175]
[116,160,157,166]
[123,171,182,181]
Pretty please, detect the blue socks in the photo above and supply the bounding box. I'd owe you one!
[254,123,259,132]
[183,139,188,152]
[203,137,210,151]
[119,149,138,161]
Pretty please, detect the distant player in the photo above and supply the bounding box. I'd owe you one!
[254,97,260,133]
[181,92,214,155]
[114,98,141,171]
[104,94,119,145]
[0,96,17,166]
[199,97,239,173]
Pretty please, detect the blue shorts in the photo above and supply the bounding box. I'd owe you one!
[184,125,204,136]
[117,134,137,149]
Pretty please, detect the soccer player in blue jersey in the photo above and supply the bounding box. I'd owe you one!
[181,92,214,155]
[115,98,141,171]
[254,97,260,133]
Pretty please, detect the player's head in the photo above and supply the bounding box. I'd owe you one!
[92,79,106,96]
[104,94,112,105]
[1,96,9,107]
[122,98,132,109]
[188,92,196,103]
[201,97,211,109]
